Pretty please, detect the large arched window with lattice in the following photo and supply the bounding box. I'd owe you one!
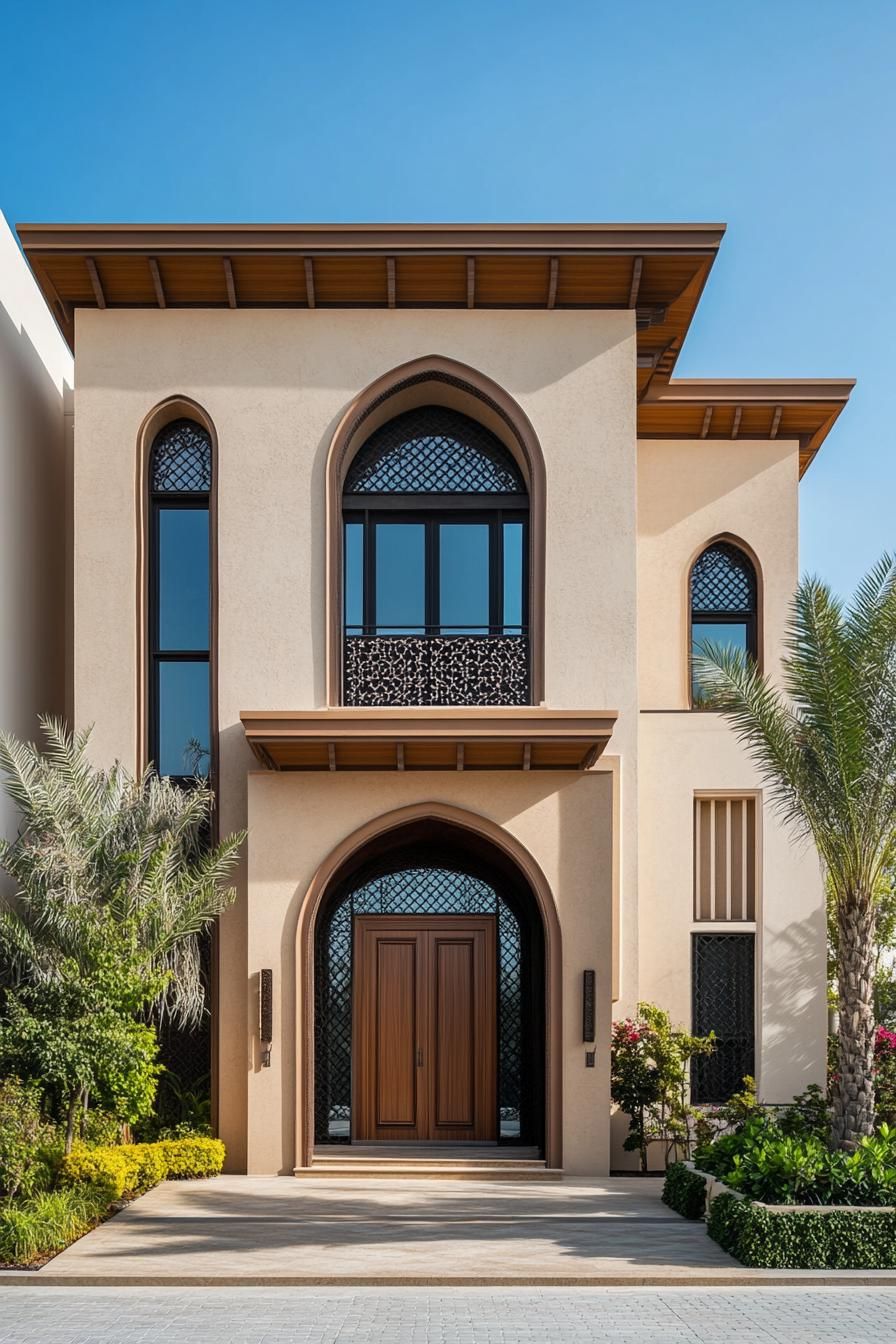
[342,406,530,706]
[148,419,212,780]
[690,541,758,707]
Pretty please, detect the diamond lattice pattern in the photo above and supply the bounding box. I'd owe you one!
[151,420,212,493]
[345,407,525,494]
[691,933,755,1103]
[691,543,756,613]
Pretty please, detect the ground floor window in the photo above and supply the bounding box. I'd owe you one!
[691,932,755,1102]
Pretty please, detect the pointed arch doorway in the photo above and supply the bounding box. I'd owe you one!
[297,805,561,1167]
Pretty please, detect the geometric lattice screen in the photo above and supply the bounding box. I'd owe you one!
[151,420,213,493]
[344,407,525,494]
[690,542,756,613]
[694,796,758,921]
[691,933,756,1103]
[314,864,523,1144]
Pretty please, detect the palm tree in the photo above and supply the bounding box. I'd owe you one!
[694,556,896,1149]
[0,718,245,1028]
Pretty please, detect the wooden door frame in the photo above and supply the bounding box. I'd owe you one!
[296,802,562,1170]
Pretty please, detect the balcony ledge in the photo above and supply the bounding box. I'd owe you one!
[240,707,617,772]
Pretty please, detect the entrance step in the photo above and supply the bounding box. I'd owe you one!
[296,1162,563,1181]
[299,1146,562,1180]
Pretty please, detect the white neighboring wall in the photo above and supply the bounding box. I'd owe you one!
[0,211,73,846]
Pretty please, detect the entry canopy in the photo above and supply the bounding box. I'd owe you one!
[240,707,617,772]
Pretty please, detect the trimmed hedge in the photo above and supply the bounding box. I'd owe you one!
[0,1181,111,1266]
[60,1136,225,1199]
[708,1192,896,1269]
[157,1136,225,1179]
[662,1162,707,1220]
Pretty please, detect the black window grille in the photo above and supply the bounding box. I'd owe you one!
[148,419,212,783]
[151,419,212,494]
[345,407,524,494]
[691,933,755,1103]
[314,861,537,1146]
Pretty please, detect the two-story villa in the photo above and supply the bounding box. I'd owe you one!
[19,222,853,1175]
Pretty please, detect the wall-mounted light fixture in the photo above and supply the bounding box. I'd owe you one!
[259,969,273,1068]
[583,969,596,1068]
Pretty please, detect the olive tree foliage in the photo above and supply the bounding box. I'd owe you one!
[0,718,245,1029]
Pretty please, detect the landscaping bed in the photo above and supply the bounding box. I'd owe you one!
[0,1134,224,1268]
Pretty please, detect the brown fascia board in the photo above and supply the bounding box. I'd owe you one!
[642,377,856,406]
[17,221,726,257]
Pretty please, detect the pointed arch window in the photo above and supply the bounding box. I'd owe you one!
[148,419,212,780]
[342,407,530,706]
[690,541,758,707]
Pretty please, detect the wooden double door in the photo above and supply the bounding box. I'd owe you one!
[353,916,497,1142]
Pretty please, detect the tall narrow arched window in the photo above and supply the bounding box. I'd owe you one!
[690,541,758,707]
[148,419,212,781]
[342,406,529,706]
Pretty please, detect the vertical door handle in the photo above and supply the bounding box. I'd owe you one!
[416,1046,423,1067]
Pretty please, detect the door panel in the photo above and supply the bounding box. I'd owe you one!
[353,916,496,1142]
[375,939,418,1128]
[434,939,475,1128]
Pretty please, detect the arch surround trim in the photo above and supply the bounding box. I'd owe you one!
[325,355,547,706]
[295,801,563,1171]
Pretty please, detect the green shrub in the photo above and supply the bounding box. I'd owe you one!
[157,1136,225,1179]
[707,1192,896,1269]
[0,1076,58,1201]
[0,1181,110,1266]
[662,1162,707,1219]
[80,1109,122,1149]
[694,1112,896,1206]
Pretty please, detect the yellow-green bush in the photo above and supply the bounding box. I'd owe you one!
[157,1136,225,1179]
[59,1145,131,1200]
[60,1135,225,1198]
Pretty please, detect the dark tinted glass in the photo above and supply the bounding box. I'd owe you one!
[344,521,364,632]
[157,661,210,777]
[503,522,523,632]
[439,523,490,632]
[375,523,425,632]
[691,622,748,701]
[158,508,209,651]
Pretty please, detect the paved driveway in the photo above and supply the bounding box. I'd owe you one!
[2,1287,896,1343]
[11,1175,741,1283]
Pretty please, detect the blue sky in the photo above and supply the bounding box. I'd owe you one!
[2,0,893,597]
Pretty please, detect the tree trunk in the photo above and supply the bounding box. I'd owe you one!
[832,890,877,1149]
[64,1088,83,1156]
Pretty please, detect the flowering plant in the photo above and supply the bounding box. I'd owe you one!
[610,1002,714,1172]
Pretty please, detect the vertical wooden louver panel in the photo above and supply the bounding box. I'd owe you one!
[694,796,757,921]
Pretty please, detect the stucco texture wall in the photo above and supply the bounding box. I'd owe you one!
[0,213,72,852]
[72,308,638,1172]
[245,769,614,1177]
[633,437,826,1168]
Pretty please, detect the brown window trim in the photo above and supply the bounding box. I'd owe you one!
[685,533,763,710]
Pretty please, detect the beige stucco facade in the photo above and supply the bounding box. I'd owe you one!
[0,211,72,857]
[65,293,831,1175]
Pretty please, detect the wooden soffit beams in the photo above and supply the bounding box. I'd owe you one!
[637,377,855,475]
[240,707,617,773]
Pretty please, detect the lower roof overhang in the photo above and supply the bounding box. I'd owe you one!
[240,707,618,772]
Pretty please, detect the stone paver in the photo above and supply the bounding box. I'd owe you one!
[1,1287,896,1343]
[19,1176,741,1282]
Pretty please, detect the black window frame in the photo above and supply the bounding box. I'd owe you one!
[343,496,529,639]
[148,425,212,786]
